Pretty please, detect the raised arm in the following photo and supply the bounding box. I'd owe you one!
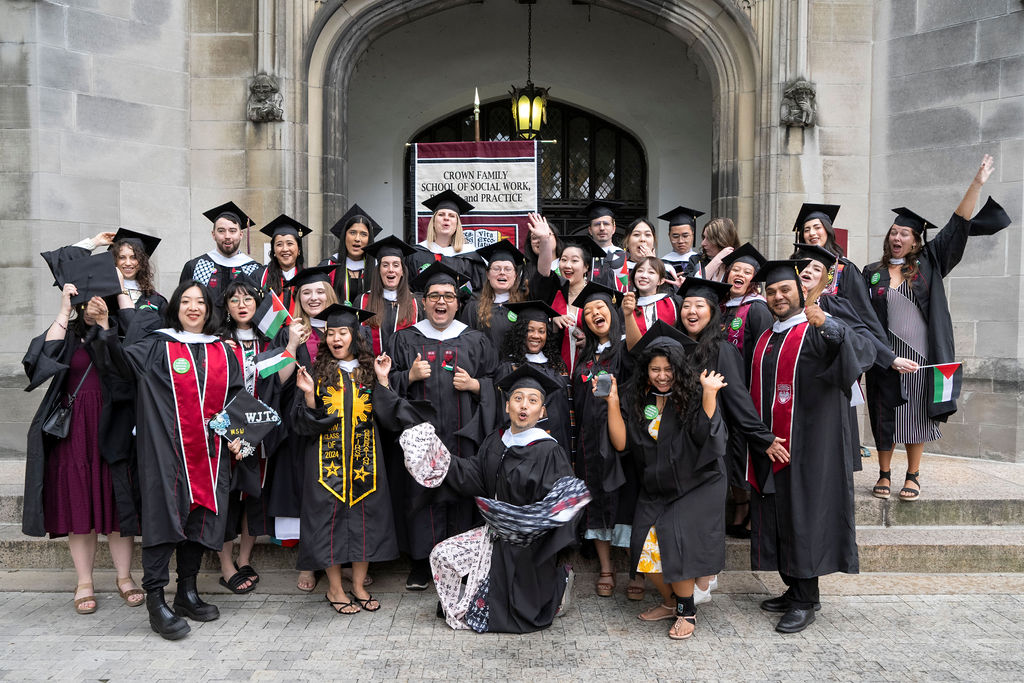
[955,154,994,220]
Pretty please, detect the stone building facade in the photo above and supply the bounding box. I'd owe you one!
[1,0,1021,460]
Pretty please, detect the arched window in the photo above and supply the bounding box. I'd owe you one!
[407,100,647,238]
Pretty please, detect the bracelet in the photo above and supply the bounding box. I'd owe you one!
[55,319,67,331]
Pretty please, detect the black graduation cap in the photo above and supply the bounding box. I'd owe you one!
[284,265,337,290]
[314,303,375,328]
[631,319,696,356]
[57,251,124,305]
[476,240,526,267]
[260,214,312,241]
[496,364,563,398]
[720,242,767,270]
[559,234,606,262]
[753,259,812,286]
[582,199,623,221]
[570,280,624,309]
[676,276,732,305]
[329,203,384,239]
[503,300,560,323]
[792,242,837,268]
[793,203,840,232]
[203,201,253,229]
[363,235,416,261]
[658,205,705,228]
[968,196,1012,236]
[207,391,280,450]
[890,207,933,236]
[422,189,474,216]
[226,271,264,294]
[409,261,470,293]
[112,228,161,257]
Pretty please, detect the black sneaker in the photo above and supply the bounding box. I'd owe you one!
[406,560,431,591]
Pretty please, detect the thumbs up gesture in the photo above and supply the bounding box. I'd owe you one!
[409,353,432,382]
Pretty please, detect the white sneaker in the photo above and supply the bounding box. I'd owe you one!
[693,581,712,605]
[709,575,719,592]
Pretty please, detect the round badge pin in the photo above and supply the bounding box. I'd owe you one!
[730,317,742,330]
[172,357,191,374]
[870,272,880,285]
[507,311,518,322]
[643,404,659,420]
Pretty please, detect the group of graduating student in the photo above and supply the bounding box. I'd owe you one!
[23,154,1010,642]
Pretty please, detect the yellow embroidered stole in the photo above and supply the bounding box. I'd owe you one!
[317,370,376,505]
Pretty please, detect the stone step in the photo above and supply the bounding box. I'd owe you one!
[2,523,1022,574]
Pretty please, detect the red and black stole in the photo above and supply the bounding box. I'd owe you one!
[633,295,677,335]
[167,341,230,513]
[746,321,809,492]
[550,288,584,374]
[359,293,418,356]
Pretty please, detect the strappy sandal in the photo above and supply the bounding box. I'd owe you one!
[668,615,696,640]
[116,577,145,607]
[595,571,615,597]
[638,602,676,622]
[325,594,360,615]
[872,469,891,500]
[900,471,921,501]
[353,594,380,612]
[626,584,645,601]
[235,563,259,584]
[219,571,256,594]
[74,583,97,615]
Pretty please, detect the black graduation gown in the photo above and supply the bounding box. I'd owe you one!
[592,248,627,287]
[406,246,487,293]
[861,204,1010,449]
[357,293,423,356]
[99,327,244,549]
[289,375,400,570]
[626,393,727,582]
[387,322,498,558]
[722,299,773,383]
[571,342,633,533]
[318,255,368,306]
[748,317,873,578]
[441,432,578,634]
[179,253,261,315]
[709,342,779,490]
[458,295,517,351]
[21,327,141,538]
[831,256,894,370]
[495,359,572,452]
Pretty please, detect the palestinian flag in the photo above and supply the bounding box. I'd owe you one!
[255,290,292,339]
[616,259,630,292]
[930,363,963,406]
[256,348,296,378]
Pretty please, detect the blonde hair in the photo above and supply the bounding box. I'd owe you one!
[426,213,467,252]
[295,282,340,331]
[701,217,740,253]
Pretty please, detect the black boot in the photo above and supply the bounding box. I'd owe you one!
[147,588,190,640]
[173,575,220,622]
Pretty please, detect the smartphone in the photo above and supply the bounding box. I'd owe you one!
[593,373,612,397]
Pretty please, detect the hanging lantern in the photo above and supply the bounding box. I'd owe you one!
[510,82,549,140]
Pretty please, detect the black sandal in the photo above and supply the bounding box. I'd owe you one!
[326,594,360,615]
[353,594,381,612]
[872,469,891,499]
[235,563,259,584]
[899,471,921,501]
[219,571,256,594]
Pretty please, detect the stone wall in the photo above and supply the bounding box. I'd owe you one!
[870,1,1024,460]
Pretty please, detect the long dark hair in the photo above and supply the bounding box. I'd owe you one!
[218,279,266,345]
[683,303,724,375]
[111,239,156,296]
[626,345,697,427]
[338,216,375,262]
[578,297,622,368]
[798,216,846,258]
[264,234,305,295]
[166,280,218,334]
[311,323,375,390]
[499,318,567,374]
[364,255,416,330]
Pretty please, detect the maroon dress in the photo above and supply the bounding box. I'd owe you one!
[42,347,120,537]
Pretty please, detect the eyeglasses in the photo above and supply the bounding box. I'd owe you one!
[489,265,516,274]
[590,220,613,228]
[228,296,256,306]
[425,292,457,303]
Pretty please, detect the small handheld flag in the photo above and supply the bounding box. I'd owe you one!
[255,290,292,339]
[928,363,963,406]
[256,347,297,378]
[617,260,630,292]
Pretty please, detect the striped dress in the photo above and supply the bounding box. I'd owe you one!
[886,281,941,444]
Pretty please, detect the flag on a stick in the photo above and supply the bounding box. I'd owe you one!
[255,290,292,339]
[256,347,296,379]
[929,363,963,406]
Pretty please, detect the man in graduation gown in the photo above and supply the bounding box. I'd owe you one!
[400,365,584,633]
[746,260,873,634]
[180,201,262,313]
[387,262,497,590]
[658,205,704,274]
[583,200,629,289]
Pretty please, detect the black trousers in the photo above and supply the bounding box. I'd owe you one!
[779,573,819,609]
[141,540,206,591]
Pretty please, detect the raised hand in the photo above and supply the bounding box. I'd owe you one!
[975,154,994,186]
[286,319,308,351]
[60,283,78,316]
[621,291,637,316]
[452,365,479,393]
[374,353,392,384]
[85,296,109,329]
[409,352,431,382]
[295,366,314,395]
[699,369,727,392]
[804,302,826,327]
[92,231,117,247]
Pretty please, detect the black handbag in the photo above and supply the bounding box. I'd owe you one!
[41,362,93,439]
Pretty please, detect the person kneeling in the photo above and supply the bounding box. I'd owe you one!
[399,365,589,633]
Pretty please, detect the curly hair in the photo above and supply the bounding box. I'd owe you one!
[112,239,156,296]
[499,318,567,374]
[310,323,375,391]
[880,228,924,282]
[625,344,698,428]
[682,303,724,376]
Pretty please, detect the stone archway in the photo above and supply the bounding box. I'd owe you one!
[304,0,762,259]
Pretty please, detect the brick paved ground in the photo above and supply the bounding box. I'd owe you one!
[1,583,1022,681]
